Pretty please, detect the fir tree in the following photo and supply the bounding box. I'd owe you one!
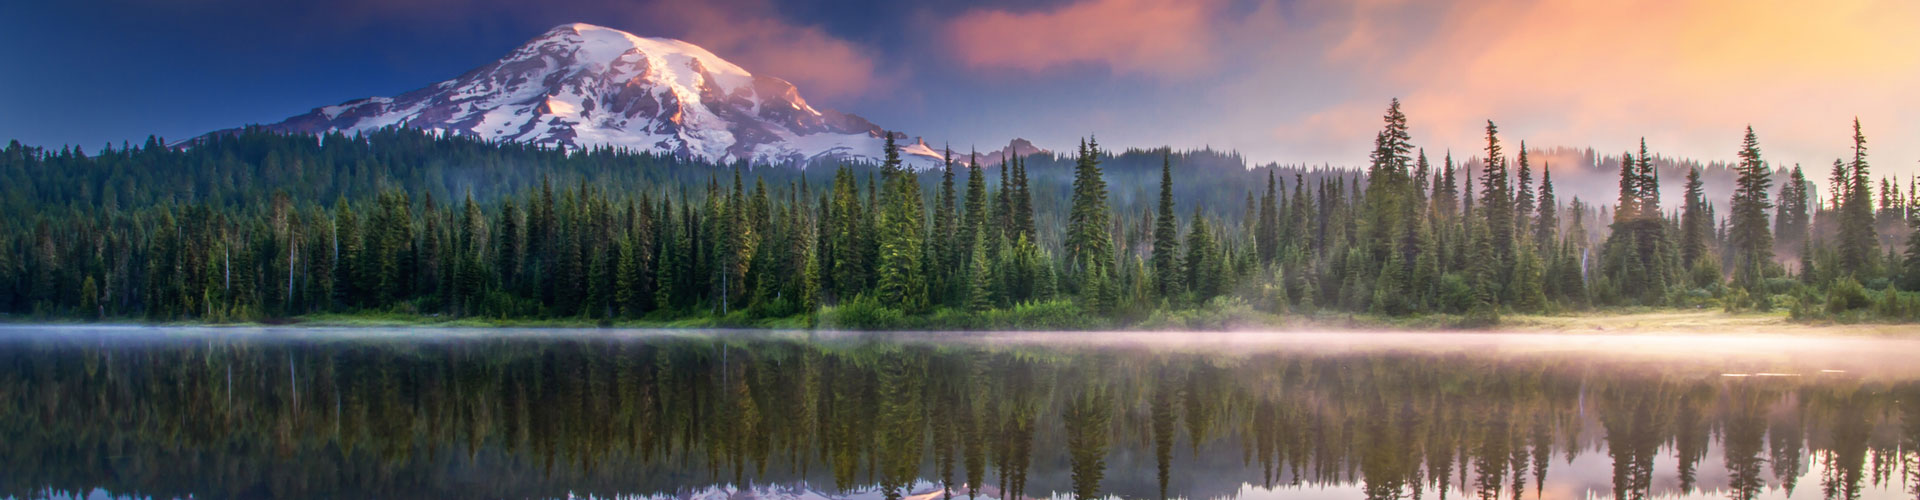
[1636,139,1661,215]
[1066,138,1114,276]
[967,228,994,312]
[875,133,928,311]
[1480,121,1516,299]
[1185,208,1217,300]
[1151,153,1181,299]
[1616,152,1641,221]
[1838,119,1877,277]
[1439,152,1459,219]
[1509,244,1547,313]
[1534,163,1558,251]
[960,150,988,274]
[1012,155,1036,242]
[1680,168,1709,268]
[457,194,487,314]
[1514,143,1535,236]
[1728,127,1774,287]
[933,148,959,302]
[1902,213,1920,291]
[829,168,867,301]
[1257,171,1280,264]
[1775,165,1810,247]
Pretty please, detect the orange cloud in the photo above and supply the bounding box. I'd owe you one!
[1276,0,1920,170]
[944,0,1225,76]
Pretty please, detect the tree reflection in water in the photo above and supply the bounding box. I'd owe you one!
[0,331,1915,500]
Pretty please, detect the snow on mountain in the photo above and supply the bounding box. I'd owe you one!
[866,137,1052,168]
[233,23,942,169]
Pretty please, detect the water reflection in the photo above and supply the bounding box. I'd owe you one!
[0,328,1915,500]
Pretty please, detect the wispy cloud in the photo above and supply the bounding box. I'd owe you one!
[943,0,1229,77]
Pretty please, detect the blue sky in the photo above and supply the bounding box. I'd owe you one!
[4,0,1917,175]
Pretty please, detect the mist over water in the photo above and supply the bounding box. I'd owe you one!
[1,326,1916,500]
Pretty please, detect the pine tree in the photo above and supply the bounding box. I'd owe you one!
[79,276,99,320]
[1439,152,1459,219]
[933,148,959,303]
[1066,138,1114,276]
[1509,244,1547,313]
[1480,121,1515,300]
[1514,143,1535,237]
[960,150,988,276]
[1838,119,1877,277]
[1534,163,1558,251]
[418,192,444,303]
[1728,127,1774,287]
[996,156,1013,245]
[967,228,994,312]
[1151,153,1181,299]
[496,199,522,294]
[1185,208,1217,300]
[616,201,652,317]
[1466,219,1500,324]
[1680,168,1709,268]
[1012,155,1036,242]
[829,168,867,301]
[1902,213,1920,291]
[874,133,928,311]
[1828,159,1850,212]
[1775,165,1809,248]
[1362,99,1414,272]
[1616,152,1641,221]
[1256,171,1279,264]
[1599,143,1676,306]
[457,194,487,315]
[1636,139,1661,215]
[333,198,363,308]
[532,177,557,304]
[1481,121,1512,262]
[654,198,681,310]
[1461,153,1476,222]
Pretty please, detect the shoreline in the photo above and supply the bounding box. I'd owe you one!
[4,309,1915,337]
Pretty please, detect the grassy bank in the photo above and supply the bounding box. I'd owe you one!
[10,299,1916,337]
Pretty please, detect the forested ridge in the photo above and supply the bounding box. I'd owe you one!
[4,99,1920,326]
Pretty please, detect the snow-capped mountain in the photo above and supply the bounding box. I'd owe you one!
[232,23,943,168]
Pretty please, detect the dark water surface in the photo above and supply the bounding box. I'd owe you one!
[2,326,1918,500]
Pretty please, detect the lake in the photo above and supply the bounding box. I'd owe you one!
[1,326,1917,500]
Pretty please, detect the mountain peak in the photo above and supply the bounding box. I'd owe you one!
[967,138,1051,166]
[218,22,942,168]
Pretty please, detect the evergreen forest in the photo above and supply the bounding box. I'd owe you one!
[5,99,1920,327]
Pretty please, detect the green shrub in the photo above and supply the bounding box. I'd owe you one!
[1826,277,1871,314]
[1721,287,1750,313]
[819,296,909,330]
[1437,273,1474,314]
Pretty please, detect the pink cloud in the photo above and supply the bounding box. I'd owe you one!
[633,0,884,100]
[944,0,1224,76]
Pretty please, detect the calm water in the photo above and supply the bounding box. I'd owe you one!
[2,326,1918,500]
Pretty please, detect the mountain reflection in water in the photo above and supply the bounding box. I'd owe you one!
[0,327,1916,500]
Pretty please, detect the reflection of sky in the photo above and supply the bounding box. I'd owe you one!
[1225,445,1911,500]
[8,326,1917,500]
[878,329,1920,380]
